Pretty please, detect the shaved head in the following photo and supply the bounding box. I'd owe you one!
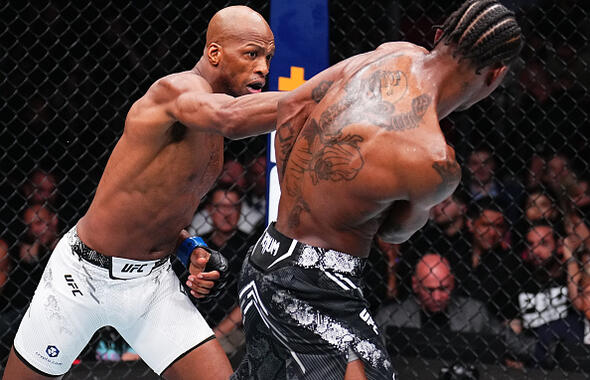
[413,254,454,313]
[198,5,275,96]
[206,6,272,46]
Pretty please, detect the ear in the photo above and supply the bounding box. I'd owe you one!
[434,28,444,44]
[486,65,507,86]
[207,43,221,66]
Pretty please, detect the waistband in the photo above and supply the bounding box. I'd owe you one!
[66,226,169,278]
[249,223,365,276]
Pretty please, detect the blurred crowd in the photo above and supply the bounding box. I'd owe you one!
[1,0,589,373]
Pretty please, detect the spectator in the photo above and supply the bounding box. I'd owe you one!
[376,254,532,361]
[463,197,521,322]
[543,153,590,211]
[397,190,470,298]
[465,147,522,222]
[0,204,58,362]
[510,220,585,367]
[523,187,561,224]
[187,185,256,358]
[242,155,267,235]
[21,169,57,207]
[190,159,261,235]
[525,154,546,191]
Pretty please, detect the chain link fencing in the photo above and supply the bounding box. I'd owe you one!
[1,0,589,378]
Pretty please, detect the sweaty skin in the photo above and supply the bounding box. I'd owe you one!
[275,40,506,257]
[76,7,277,261]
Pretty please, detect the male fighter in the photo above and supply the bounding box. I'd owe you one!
[233,1,523,379]
[4,6,280,380]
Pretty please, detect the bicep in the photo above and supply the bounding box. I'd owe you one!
[174,92,235,133]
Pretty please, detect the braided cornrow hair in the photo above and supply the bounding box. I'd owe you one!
[434,0,523,73]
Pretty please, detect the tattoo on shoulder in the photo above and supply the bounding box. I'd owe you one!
[311,81,333,103]
[432,159,461,198]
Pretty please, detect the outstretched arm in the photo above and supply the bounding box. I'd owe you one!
[131,74,285,140]
[175,90,284,139]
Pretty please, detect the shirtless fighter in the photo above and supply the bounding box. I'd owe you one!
[233,1,523,379]
[3,6,280,380]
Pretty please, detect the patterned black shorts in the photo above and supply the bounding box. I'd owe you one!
[231,223,395,380]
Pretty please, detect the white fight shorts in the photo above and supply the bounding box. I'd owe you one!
[13,226,214,376]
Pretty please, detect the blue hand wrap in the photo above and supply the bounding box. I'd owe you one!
[176,236,208,268]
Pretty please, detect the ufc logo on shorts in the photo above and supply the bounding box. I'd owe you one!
[64,274,83,297]
[110,257,157,279]
[121,264,148,273]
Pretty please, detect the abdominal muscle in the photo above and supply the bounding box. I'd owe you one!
[77,133,223,260]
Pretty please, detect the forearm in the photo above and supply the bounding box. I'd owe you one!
[175,91,283,139]
[218,91,283,139]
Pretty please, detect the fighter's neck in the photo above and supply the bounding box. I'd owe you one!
[423,47,478,120]
[192,58,225,93]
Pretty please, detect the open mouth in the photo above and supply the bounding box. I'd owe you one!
[246,82,264,93]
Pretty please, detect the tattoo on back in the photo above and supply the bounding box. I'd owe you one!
[311,81,333,103]
[432,159,462,199]
[284,63,433,227]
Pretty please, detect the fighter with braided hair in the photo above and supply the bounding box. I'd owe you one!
[232,1,523,379]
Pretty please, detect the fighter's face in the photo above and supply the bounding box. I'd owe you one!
[218,33,275,96]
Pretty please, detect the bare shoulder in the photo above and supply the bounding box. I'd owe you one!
[376,41,428,55]
[147,71,212,104]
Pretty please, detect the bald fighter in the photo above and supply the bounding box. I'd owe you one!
[233,1,523,379]
[4,6,280,380]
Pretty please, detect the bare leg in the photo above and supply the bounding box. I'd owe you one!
[344,359,367,380]
[161,338,232,380]
[2,347,63,380]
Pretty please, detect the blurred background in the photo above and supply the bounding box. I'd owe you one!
[1,0,589,378]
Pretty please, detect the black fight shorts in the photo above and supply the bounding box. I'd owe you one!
[231,223,395,380]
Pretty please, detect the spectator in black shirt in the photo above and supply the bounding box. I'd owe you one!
[511,220,584,367]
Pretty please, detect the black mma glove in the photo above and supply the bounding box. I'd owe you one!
[176,236,230,302]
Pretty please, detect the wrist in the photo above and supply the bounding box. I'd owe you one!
[176,236,208,267]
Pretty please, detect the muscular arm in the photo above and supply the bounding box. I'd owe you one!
[132,74,284,140]
[175,90,283,139]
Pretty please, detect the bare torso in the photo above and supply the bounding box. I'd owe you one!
[275,42,460,257]
[77,71,223,259]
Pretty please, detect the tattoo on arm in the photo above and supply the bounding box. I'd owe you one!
[311,81,333,103]
[432,159,462,198]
